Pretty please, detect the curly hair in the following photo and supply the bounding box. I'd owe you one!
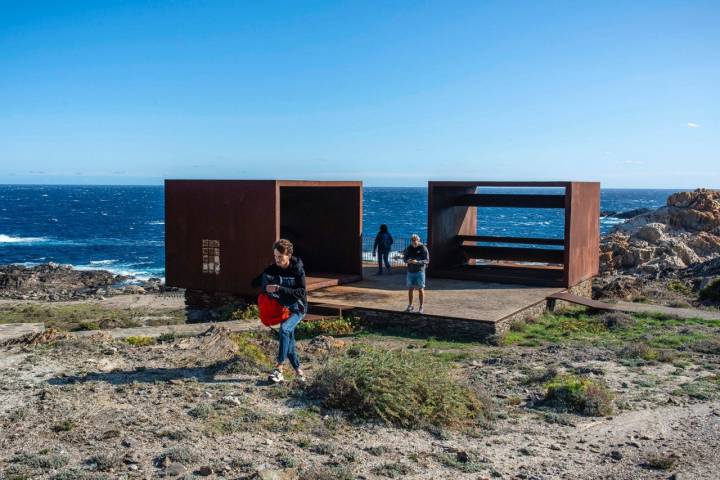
[273,238,294,256]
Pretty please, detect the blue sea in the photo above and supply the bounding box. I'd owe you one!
[0,185,676,279]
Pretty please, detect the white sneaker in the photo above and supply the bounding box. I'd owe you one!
[404,305,414,312]
[418,306,424,314]
[268,369,284,383]
[295,369,307,383]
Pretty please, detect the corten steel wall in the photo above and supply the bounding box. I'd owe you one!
[165,180,363,297]
[427,181,600,288]
[564,182,600,286]
[427,185,477,269]
[280,186,362,275]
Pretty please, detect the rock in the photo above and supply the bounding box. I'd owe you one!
[165,462,187,476]
[610,450,623,460]
[615,208,652,219]
[634,223,666,244]
[196,466,213,476]
[123,285,146,295]
[0,263,129,300]
[598,190,720,291]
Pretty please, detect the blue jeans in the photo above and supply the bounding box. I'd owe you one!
[377,251,391,272]
[277,311,304,369]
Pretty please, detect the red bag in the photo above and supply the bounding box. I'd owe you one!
[258,293,290,326]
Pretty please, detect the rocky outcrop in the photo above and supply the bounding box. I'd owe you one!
[600,189,720,278]
[0,263,170,301]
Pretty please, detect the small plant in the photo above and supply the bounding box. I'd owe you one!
[434,450,487,473]
[543,374,614,417]
[371,462,413,478]
[156,447,198,465]
[88,452,123,472]
[667,280,692,296]
[308,345,488,429]
[618,343,658,361]
[699,278,720,302]
[188,402,215,419]
[642,452,678,470]
[365,445,390,457]
[296,316,359,338]
[123,335,156,347]
[276,454,296,468]
[214,333,273,374]
[599,312,634,330]
[300,465,355,480]
[77,321,101,331]
[230,304,260,320]
[11,452,69,470]
[52,420,76,432]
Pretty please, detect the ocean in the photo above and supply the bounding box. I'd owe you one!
[0,185,676,280]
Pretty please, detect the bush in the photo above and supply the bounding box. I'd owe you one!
[618,343,658,361]
[230,304,259,321]
[156,447,198,466]
[296,316,359,338]
[699,278,720,302]
[308,345,488,429]
[123,336,156,347]
[214,333,273,374]
[77,321,101,331]
[543,375,614,417]
[667,280,692,295]
[599,312,635,330]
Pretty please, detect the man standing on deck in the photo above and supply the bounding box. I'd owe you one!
[403,234,429,314]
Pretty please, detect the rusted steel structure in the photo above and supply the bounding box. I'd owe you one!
[165,180,363,297]
[427,181,599,287]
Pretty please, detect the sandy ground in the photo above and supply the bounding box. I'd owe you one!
[1,321,719,480]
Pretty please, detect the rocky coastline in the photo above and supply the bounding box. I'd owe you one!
[0,262,168,301]
[595,189,720,305]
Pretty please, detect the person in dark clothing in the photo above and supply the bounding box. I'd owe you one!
[402,234,429,314]
[250,238,307,383]
[372,224,394,275]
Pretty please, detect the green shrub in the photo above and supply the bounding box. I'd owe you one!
[618,343,658,361]
[77,321,101,331]
[11,452,69,470]
[543,375,614,416]
[296,316,359,338]
[699,278,720,302]
[52,420,76,432]
[599,312,634,330]
[667,280,692,295]
[214,333,273,374]
[371,462,413,478]
[123,336,156,347]
[308,345,488,429]
[156,447,198,465]
[230,304,260,320]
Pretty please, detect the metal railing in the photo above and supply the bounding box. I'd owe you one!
[362,236,409,268]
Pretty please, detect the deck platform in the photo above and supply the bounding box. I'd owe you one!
[308,266,568,338]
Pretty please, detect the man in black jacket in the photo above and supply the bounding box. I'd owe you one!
[251,238,307,383]
[403,234,429,314]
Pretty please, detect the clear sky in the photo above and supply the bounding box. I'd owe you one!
[1,1,718,187]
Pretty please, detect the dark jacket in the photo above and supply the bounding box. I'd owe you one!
[403,244,429,273]
[373,231,394,253]
[251,256,307,313]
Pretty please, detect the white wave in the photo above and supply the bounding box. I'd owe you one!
[89,259,119,265]
[0,234,47,244]
[147,221,164,225]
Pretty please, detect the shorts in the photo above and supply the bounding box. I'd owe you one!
[406,271,426,289]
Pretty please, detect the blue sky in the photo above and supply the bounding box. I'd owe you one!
[1,1,718,187]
